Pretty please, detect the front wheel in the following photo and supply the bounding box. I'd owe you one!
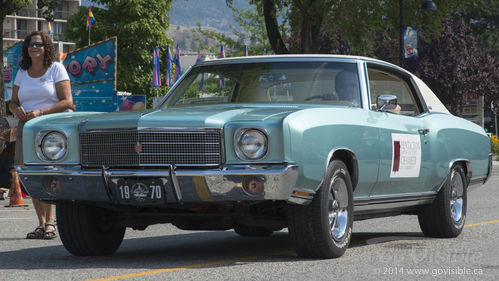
[56,201,126,256]
[288,160,354,258]
[418,164,467,238]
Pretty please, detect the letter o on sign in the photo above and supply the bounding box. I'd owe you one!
[68,60,82,77]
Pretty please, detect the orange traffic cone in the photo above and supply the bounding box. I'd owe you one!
[5,170,28,207]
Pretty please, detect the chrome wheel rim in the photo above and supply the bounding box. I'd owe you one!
[328,174,349,241]
[449,170,464,223]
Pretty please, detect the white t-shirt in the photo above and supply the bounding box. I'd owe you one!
[14,62,70,113]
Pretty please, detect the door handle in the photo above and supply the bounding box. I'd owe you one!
[418,128,429,135]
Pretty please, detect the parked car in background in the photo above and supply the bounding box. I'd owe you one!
[18,55,492,258]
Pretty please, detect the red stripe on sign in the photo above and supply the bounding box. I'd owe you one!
[393,141,400,172]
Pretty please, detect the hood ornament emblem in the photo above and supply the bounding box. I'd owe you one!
[135,142,142,154]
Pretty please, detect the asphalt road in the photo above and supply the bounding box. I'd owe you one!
[1,163,498,281]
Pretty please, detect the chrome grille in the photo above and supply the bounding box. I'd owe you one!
[80,129,223,167]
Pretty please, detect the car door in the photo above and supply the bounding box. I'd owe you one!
[365,64,432,197]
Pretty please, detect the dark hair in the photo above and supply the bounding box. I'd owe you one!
[19,31,56,70]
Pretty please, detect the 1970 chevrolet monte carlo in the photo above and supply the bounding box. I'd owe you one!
[18,55,492,258]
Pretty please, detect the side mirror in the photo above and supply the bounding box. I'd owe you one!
[377,94,398,112]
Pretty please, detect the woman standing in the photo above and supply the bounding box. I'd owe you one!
[9,31,73,239]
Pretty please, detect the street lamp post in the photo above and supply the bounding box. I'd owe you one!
[399,0,437,67]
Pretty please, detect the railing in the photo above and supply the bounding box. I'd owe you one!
[2,29,65,41]
[13,8,71,20]
[2,29,16,39]
[16,8,37,18]
[53,10,72,20]
[52,33,66,42]
[17,29,30,40]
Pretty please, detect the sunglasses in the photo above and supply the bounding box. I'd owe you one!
[28,42,44,48]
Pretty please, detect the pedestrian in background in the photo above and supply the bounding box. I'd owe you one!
[9,31,73,239]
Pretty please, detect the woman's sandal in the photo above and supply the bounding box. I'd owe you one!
[26,226,45,239]
[43,222,58,240]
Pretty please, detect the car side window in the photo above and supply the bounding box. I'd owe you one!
[367,67,420,116]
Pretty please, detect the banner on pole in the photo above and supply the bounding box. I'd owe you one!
[404,26,418,59]
[3,42,23,101]
[62,37,118,111]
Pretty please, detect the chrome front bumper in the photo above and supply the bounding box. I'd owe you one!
[18,164,299,204]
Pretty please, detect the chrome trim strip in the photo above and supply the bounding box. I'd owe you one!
[355,192,437,206]
[18,164,300,203]
[136,127,223,131]
[483,153,493,184]
[158,66,193,108]
[169,165,183,204]
[354,192,437,212]
[23,162,81,166]
[19,165,295,177]
[448,159,472,181]
[357,61,369,110]
[101,166,113,201]
[324,147,359,189]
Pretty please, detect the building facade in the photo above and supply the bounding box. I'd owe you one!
[2,0,80,53]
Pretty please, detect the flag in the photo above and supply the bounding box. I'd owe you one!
[173,45,182,83]
[263,48,266,55]
[196,50,204,90]
[244,45,248,56]
[47,22,53,35]
[220,45,226,59]
[165,45,173,86]
[196,50,203,64]
[152,46,161,87]
[60,52,67,62]
[87,8,95,30]
[219,45,225,88]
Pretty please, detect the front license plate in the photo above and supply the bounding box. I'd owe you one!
[116,178,165,205]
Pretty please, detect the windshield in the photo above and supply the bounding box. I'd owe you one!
[160,61,361,108]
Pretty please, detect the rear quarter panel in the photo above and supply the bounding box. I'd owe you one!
[424,113,490,183]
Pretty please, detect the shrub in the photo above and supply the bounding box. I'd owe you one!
[491,135,499,155]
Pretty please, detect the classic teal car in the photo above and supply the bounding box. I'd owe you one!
[19,55,492,258]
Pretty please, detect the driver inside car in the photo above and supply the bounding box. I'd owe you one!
[334,70,362,106]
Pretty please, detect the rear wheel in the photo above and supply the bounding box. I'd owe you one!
[288,160,353,258]
[418,164,467,238]
[56,201,126,256]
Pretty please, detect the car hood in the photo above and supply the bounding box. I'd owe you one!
[77,104,305,131]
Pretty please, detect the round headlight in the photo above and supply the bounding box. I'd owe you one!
[41,132,67,161]
[235,129,268,160]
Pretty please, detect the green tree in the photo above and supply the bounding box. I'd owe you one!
[0,0,32,117]
[224,0,475,56]
[458,0,499,57]
[404,19,499,115]
[193,0,284,56]
[65,0,173,101]
[37,0,59,22]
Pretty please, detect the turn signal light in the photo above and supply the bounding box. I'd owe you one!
[293,191,314,197]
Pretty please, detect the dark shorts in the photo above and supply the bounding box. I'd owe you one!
[14,120,25,166]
